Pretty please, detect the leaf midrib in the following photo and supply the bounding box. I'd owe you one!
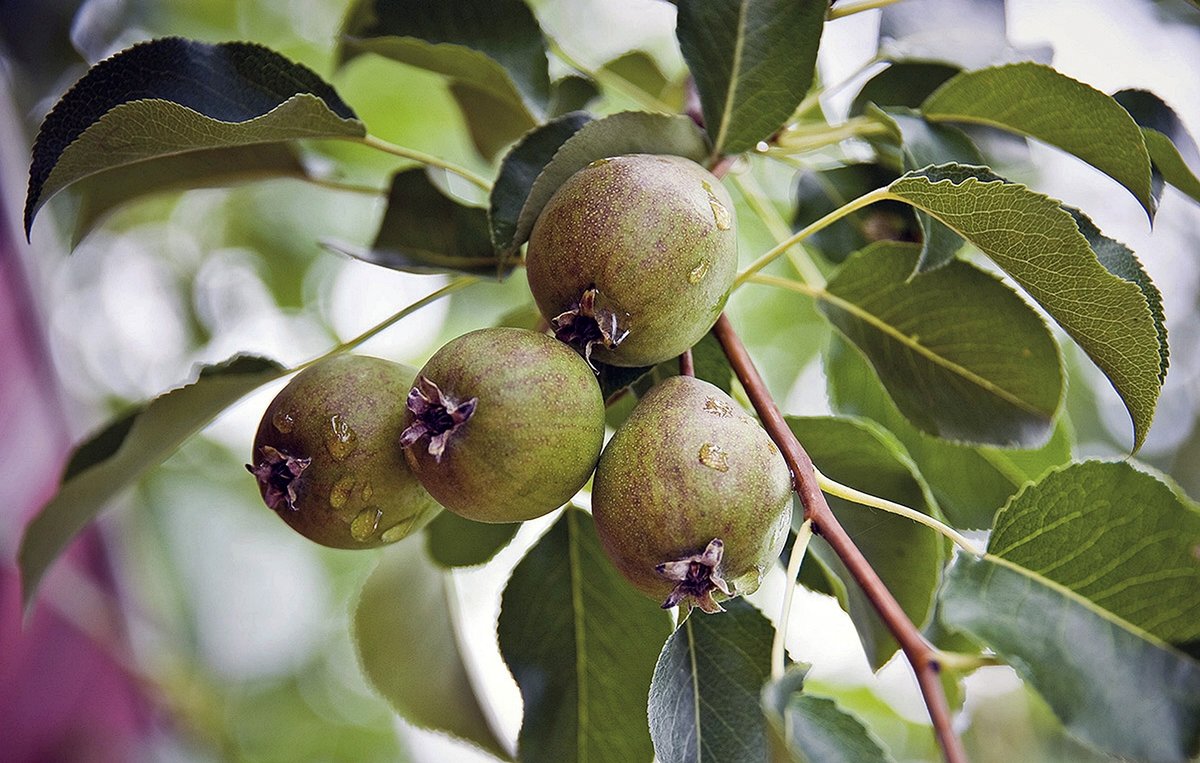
[816,287,1053,418]
[711,0,750,159]
[568,509,589,763]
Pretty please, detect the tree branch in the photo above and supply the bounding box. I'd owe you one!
[711,314,967,763]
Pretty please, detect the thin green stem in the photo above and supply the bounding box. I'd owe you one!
[772,116,892,154]
[829,0,905,19]
[547,38,674,113]
[816,470,984,555]
[729,171,826,288]
[773,517,813,681]
[300,176,385,196]
[735,187,888,286]
[356,134,493,191]
[297,277,479,371]
[936,650,1002,671]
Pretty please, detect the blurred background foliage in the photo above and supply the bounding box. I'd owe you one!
[1,0,1198,760]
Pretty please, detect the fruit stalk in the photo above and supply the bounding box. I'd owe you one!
[711,314,967,763]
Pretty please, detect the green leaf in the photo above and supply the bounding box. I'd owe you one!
[423,510,518,567]
[921,63,1155,219]
[68,143,307,246]
[825,335,1073,530]
[596,363,655,403]
[448,81,540,161]
[939,554,1200,762]
[354,537,511,759]
[676,0,826,157]
[25,38,363,237]
[549,76,600,117]
[339,0,550,110]
[989,461,1200,647]
[886,163,1166,450]
[786,416,944,669]
[497,508,671,763]
[19,355,287,606]
[510,112,709,251]
[1112,89,1200,206]
[819,241,1062,447]
[648,598,775,763]
[762,666,895,763]
[875,108,982,271]
[792,164,918,264]
[601,51,686,111]
[324,168,506,277]
[850,61,960,117]
[490,113,591,255]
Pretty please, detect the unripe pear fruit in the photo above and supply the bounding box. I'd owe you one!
[400,327,605,523]
[247,355,440,549]
[592,376,793,613]
[525,153,737,367]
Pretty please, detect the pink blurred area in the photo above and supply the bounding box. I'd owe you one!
[1,146,150,759]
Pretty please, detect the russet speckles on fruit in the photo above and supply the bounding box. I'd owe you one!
[591,376,792,613]
[247,355,440,549]
[400,327,606,523]
[525,153,738,367]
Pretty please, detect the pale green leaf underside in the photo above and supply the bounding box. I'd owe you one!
[940,554,1200,762]
[342,36,534,119]
[649,599,775,763]
[37,95,364,226]
[69,143,307,246]
[354,538,510,759]
[676,0,826,157]
[887,164,1164,450]
[762,667,895,763]
[1143,127,1200,204]
[497,508,670,763]
[19,355,287,607]
[989,460,1200,646]
[820,241,1062,447]
[922,62,1154,217]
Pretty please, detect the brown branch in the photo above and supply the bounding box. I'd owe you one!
[712,314,967,763]
[679,348,695,377]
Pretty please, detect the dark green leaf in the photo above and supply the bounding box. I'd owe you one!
[549,76,599,117]
[25,38,363,237]
[325,168,506,277]
[20,355,287,606]
[921,63,1155,219]
[423,511,518,567]
[819,242,1062,447]
[69,143,307,246]
[825,335,1073,530]
[940,554,1200,762]
[490,113,591,255]
[339,0,550,110]
[792,164,918,264]
[989,461,1200,647]
[690,331,734,394]
[762,666,895,763]
[786,415,944,669]
[850,61,961,117]
[1113,89,1200,206]
[510,111,709,250]
[596,363,655,402]
[676,0,826,157]
[648,598,775,763]
[497,508,671,763]
[875,108,982,271]
[354,537,511,759]
[887,164,1166,450]
[448,81,539,160]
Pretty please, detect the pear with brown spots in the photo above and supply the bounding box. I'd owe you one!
[526,153,738,367]
[592,376,793,613]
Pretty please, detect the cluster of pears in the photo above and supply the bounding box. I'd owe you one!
[248,154,793,612]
